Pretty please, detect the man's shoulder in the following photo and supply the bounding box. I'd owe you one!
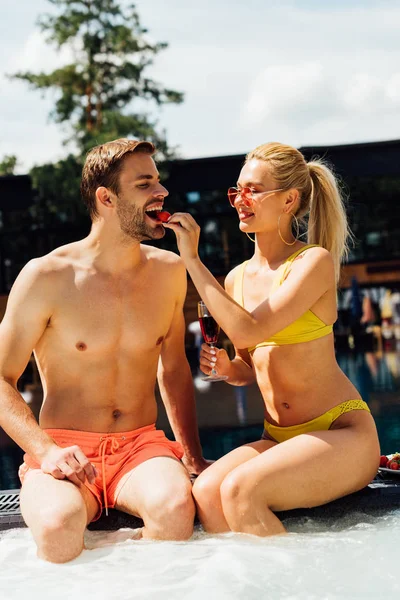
[20,243,80,283]
[141,245,183,269]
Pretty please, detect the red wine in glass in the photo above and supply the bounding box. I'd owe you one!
[198,301,228,382]
[199,316,219,345]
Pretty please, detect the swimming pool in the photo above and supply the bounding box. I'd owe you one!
[192,350,400,459]
[0,350,399,597]
[1,350,399,489]
[1,510,399,599]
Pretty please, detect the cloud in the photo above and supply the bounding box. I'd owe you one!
[343,73,400,113]
[9,29,73,74]
[240,61,400,146]
[2,0,400,169]
[242,63,329,125]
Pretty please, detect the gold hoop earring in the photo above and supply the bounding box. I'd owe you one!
[245,232,256,243]
[278,213,299,246]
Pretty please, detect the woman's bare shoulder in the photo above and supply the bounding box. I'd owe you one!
[225,262,247,294]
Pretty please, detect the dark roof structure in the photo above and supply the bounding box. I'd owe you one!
[164,138,400,192]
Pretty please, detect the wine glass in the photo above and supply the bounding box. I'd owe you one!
[197,301,228,382]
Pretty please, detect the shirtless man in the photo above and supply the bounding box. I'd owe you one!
[0,139,207,563]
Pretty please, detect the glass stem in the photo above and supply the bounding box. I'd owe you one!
[210,343,217,375]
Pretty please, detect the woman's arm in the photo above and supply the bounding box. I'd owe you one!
[198,266,256,385]
[199,341,256,386]
[164,213,335,349]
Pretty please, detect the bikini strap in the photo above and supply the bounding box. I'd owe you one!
[278,244,320,286]
[233,261,248,307]
[235,245,320,302]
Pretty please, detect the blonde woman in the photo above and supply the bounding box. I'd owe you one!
[164,142,380,536]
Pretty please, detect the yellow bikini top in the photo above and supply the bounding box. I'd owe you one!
[233,244,333,351]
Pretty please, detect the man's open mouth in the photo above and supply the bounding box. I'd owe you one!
[145,206,163,221]
[145,205,171,223]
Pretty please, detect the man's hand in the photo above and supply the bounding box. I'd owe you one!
[182,455,214,479]
[40,444,97,487]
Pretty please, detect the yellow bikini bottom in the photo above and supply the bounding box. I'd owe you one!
[263,399,370,444]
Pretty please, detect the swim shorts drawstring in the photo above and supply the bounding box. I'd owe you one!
[98,436,120,515]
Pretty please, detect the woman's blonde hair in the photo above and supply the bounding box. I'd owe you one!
[246,142,350,283]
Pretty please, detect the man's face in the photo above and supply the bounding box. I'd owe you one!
[114,153,169,242]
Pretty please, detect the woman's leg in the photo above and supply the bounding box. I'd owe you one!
[192,439,277,532]
[220,411,380,536]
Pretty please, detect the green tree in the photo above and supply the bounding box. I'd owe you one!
[29,154,88,227]
[0,155,18,175]
[11,0,183,158]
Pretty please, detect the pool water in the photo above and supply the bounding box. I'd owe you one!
[0,511,399,599]
[0,350,399,597]
[1,351,399,490]
[194,350,400,459]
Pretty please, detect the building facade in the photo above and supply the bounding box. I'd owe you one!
[0,139,399,300]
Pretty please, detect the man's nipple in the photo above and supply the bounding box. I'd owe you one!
[76,341,87,351]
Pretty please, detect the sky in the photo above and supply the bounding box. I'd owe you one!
[1,0,400,172]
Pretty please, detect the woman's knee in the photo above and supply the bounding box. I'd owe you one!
[192,470,223,506]
[220,470,255,515]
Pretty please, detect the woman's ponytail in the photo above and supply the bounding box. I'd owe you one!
[246,143,351,285]
[307,160,350,284]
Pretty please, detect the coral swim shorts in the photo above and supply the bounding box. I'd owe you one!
[19,424,184,521]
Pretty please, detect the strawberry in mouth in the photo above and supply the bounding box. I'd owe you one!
[157,211,171,223]
[145,206,171,223]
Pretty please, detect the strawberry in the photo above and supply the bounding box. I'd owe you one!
[380,455,389,467]
[387,459,399,470]
[157,211,171,223]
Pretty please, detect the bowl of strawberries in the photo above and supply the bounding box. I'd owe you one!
[379,453,400,476]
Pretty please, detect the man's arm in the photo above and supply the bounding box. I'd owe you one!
[0,259,95,486]
[0,260,56,457]
[157,260,208,476]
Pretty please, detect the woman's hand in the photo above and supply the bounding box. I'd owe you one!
[199,343,231,379]
[163,212,201,263]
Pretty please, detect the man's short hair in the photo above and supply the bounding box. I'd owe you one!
[81,138,155,220]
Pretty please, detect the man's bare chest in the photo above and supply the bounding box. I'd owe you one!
[43,278,175,355]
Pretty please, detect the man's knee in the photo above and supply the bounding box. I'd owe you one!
[34,501,87,563]
[142,479,195,540]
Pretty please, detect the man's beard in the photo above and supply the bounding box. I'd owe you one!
[116,197,165,242]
